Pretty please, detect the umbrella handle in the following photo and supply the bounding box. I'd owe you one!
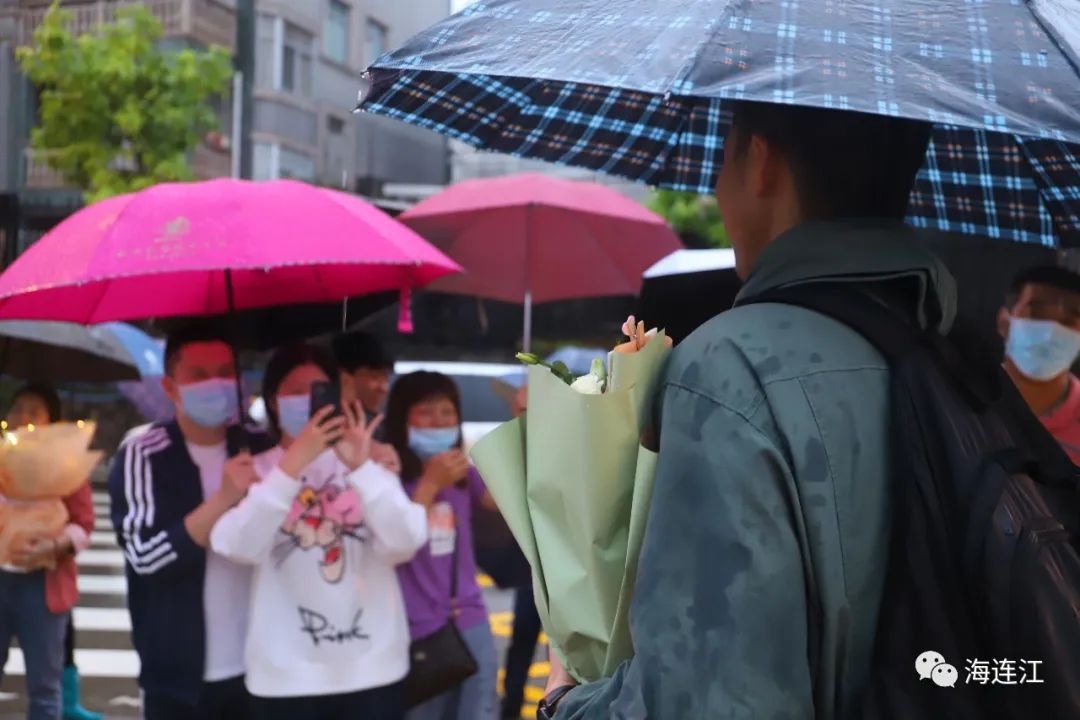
[224,269,250,454]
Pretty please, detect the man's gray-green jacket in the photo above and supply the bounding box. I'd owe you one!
[559,220,957,719]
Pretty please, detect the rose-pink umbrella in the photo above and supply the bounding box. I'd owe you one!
[0,178,461,329]
[400,173,681,351]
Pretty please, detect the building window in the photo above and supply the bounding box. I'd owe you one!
[364,18,388,67]
[253,142,276,181]
[279,146,316,181]
[327,116,346,134]
[255,13,277,90]
[281,21,314,96]
[325,0,350,64]
[254,142,315,182]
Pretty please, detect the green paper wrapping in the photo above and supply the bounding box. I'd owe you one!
[471,333,670,682]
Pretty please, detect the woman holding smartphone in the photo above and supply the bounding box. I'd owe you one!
[210,343,426,720]
[385,372,501,720]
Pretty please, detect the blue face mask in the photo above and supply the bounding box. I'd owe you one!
[179,378,239,429]
[277,394,311,439]
[1006,317,1080,382]
[408,426,461,461]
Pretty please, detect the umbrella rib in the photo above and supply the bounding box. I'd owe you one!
[564,210,651,297]
[85,276,115,326]
[1026,2,1080,78]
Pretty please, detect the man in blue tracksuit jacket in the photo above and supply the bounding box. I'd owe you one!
[108,326,271,720]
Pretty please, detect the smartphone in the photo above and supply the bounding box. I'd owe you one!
[309,379,342,421]
[226,425,249,457]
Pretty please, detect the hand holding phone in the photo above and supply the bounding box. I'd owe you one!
[309,380,342,420]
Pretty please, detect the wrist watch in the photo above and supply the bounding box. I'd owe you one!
[537,685,575,720]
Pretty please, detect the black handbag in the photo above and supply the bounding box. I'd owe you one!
[404,525,479,708]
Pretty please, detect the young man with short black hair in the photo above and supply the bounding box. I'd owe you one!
[544,102,951,718]
[108,325,271,720]
[332,331,395,422]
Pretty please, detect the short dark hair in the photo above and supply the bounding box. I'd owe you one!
[1009,265,1080,300]
[385,371,463,481]
[332,331,394,373]
[729,101,934,221]
[164,324,234,376]
[262,343,339,440]
[12,382,62,423]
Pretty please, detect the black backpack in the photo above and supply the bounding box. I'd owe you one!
[741,281,1080,719]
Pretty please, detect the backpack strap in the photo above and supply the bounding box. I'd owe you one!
[737,282,1001,409]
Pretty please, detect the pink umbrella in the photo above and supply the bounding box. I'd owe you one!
[400,173,681,351]
[0,179,460,330]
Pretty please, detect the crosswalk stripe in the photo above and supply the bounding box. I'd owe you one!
[6,648,140,678]
[78,574,127,595]
[91,530,117,547]
[78,549,125,568]
[73,607,133,632]
[93,492,109,504]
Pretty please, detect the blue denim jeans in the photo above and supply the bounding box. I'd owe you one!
[406,620,498,720]
[0,569,67,720]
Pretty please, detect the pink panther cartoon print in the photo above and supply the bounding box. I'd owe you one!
[281,482,364,583]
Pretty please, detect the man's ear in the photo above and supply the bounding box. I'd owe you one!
[748,133,784,199]
[997,308,1011,341]
[162,375,179,404]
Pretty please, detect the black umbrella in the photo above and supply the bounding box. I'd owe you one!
[360,0,1080,248]
[636,249,741,344]
[0,320,139,382]
[147,292,400,351]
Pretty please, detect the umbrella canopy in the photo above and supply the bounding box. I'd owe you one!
[103,322,164,376]
[0,321,140,382]
[103,324,172,421]
[643,248,736,280]
[638,249,741,344]
[401,174,681,304]
[400,173,681,350]
[148,292,400,351]
[0,179,461,325]
[360,0,1080,247]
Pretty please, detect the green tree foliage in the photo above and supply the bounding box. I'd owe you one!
[17,3,233,201]
[649,189,731,248]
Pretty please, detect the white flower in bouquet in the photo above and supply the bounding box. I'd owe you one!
[569,358,607,395]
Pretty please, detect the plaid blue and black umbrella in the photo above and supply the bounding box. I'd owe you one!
[359,0,1080,247]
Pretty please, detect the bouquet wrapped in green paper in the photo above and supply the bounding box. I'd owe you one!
[471,317,672,682]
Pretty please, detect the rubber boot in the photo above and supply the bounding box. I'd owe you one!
[62,666,103,720]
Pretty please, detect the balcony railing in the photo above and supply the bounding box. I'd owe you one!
[25,143,231,190]
[18,0,236,51]
[23,149,72,190]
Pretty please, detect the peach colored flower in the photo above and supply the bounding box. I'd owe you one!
[614,315,673,354]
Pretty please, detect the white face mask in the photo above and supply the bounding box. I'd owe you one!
[1005,317,1080,382]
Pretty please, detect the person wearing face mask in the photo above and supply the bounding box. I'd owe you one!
[209,343,426,719]
[385,372,501,720]
[106,325,273,720]
[998,266,1080,463]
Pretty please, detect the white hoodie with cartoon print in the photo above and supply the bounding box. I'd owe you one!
[210,447,427,699]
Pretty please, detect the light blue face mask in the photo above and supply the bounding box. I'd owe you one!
[276,394,311,439]
[1006,317,1080,382]
[408,426,461,461]
[179,378,238,429]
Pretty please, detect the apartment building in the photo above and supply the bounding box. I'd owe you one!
[0,0,450,261]
[250,0,449,191]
